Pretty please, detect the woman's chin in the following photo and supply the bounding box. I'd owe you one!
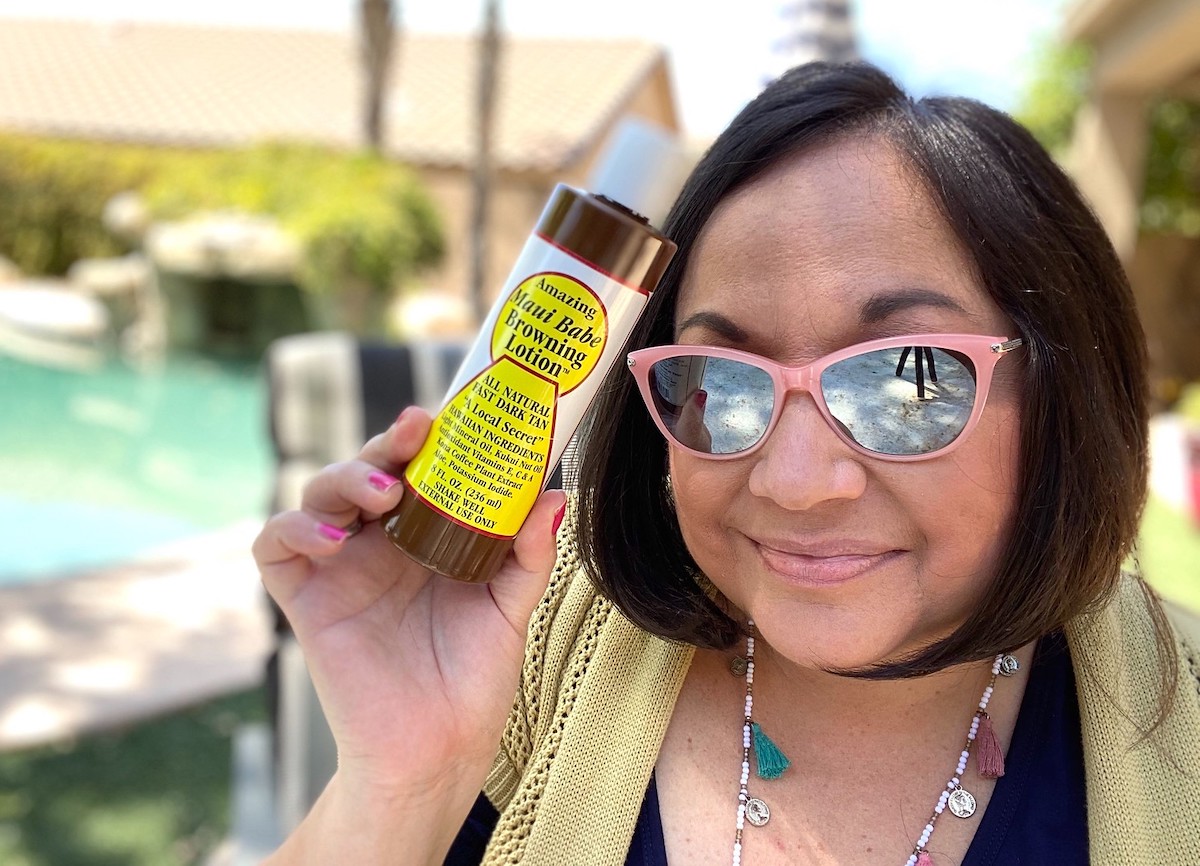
[748,606,929,673]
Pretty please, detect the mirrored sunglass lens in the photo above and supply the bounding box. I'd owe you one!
[649,355,773,454]
[820,346,977,455]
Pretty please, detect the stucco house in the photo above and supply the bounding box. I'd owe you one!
[1063,0,1200,390]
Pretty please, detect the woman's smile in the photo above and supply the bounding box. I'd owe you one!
[748,535,906,588]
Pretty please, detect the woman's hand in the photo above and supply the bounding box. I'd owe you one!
[253,407,565,861]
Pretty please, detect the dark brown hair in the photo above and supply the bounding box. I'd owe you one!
[576,61,1163,682]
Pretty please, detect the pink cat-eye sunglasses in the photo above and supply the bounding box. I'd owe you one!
[626,333,1023,462]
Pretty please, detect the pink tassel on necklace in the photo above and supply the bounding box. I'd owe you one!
[975,713,1005,778]
[916,852,934,866]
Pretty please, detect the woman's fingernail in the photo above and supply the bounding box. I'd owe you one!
[694,389,707,410]
[318,522,349,542]
[369,471,401,492]
[551,502,567,537]
[394,406,417,427]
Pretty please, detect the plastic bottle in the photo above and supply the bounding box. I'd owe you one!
[383,184,676,582]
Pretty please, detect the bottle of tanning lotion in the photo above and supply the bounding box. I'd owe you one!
[383,184,676,582]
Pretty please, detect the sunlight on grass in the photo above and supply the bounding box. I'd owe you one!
[74,797,209,866]
[0,689,264,866]
[1139,494,1200,613]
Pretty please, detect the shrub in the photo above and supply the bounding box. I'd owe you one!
[140,142,444,298]
[0,134,158,274]
[0,136,445,301]
[1141,99,1200,238]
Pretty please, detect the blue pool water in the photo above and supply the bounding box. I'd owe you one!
[0,352,273,584]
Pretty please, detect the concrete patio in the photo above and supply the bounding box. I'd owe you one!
[0,519,271,751]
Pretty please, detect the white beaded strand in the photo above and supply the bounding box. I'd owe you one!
[732,623,757,865]
[732,630,1010,866]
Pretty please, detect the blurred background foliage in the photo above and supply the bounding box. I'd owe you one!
[140,142,444,298]
[1175,381,1200,425]
[1015,40,1093,155]
[0,134,152,275]
[0,135,444,300]
[1140,100,1200,237]
[1017,40,1200,238]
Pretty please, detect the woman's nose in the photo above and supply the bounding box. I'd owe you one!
[746,392,868,509]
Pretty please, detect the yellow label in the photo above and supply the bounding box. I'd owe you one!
[490,273,607,394]
[405,273,609,537]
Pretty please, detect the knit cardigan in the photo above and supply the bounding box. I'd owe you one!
[480,518,1200,865]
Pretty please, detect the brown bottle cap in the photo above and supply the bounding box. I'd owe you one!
[536,185,675,295]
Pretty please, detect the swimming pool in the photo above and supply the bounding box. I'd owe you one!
[0,352,272,584]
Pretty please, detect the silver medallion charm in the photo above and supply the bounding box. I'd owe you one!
[947,786,977,818]
[746,797,771,826]
[730,656,748,677]
[998,654,1020,677]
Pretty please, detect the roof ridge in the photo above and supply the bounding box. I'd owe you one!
[1,17,662,46]
[0,18,678,172]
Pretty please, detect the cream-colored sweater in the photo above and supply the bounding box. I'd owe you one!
[481,525,1200,865]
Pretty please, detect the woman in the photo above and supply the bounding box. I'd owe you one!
[255,63,1200,865]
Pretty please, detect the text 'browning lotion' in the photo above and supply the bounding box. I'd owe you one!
[384,184,676,582]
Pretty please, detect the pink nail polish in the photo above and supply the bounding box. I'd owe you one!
[551,502,566,537]
[394,406,416,427]
[694,389,707,409]
[318,523,349,542]
[369,471,400,492]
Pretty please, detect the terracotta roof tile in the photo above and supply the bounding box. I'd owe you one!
[0,19,670,172]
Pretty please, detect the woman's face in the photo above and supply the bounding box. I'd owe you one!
[670,136,1023,670]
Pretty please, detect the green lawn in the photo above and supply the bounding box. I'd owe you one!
[1139,494,1200,613]
[0,689,266,866]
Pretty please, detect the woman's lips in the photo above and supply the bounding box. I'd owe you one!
[753,542,903,587]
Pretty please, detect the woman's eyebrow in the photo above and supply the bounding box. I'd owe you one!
[674,311,750,342]
[677,290,968,340]
[859,289,968,325]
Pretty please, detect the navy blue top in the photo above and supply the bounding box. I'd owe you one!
[446,631,1087,864]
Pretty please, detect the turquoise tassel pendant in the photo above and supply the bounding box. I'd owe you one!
[751,722,791,780]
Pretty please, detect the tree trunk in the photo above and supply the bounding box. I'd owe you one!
[360,0,396,153]
[469,0,501,325]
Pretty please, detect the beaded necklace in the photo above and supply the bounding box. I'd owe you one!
[732,621,1019,866]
